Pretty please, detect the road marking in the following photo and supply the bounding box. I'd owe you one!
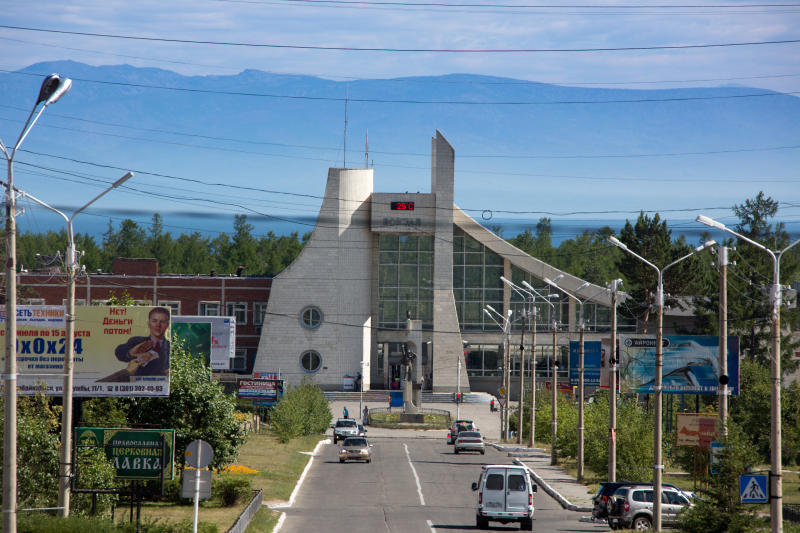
[427,519,438,532]
[404,442,426,506]
[274,438,330,533]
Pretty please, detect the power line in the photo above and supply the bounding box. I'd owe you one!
[263,0,800,8]
[2,25,799,54]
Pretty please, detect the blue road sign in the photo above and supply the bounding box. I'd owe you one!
[739,474,768,503]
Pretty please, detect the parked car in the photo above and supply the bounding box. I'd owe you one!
[338,437,372,463]
[593,481,680,523]
[472,464,537,530]
[608,483,692,530]
[447,419,478,444]
[357,424,367,437]
[454,431,485,454]
[331,418,360,444]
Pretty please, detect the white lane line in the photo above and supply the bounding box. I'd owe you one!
[273,438,330,533]
[427,519,438,532]
[404,442,426,506]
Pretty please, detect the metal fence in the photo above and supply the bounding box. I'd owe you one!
[367,406,451,422]
[227,489,263,533]
[785,504,800,524]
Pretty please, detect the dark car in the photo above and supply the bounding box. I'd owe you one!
[592,481,681,522]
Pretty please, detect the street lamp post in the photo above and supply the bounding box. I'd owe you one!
[544,276,595,482]
[485,305,512,440]
[15,172,133,516]
[608,236,715,531]
[609,278,622,482]
[0,73,72,533]
[697,215,800,533]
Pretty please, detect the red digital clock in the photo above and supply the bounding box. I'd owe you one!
[390,201,415,211]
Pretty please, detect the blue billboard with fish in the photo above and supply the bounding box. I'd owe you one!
[618,335,739,395]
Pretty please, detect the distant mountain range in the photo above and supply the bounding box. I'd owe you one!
[1,61,798,243]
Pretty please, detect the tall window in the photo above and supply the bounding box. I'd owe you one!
[253,302,268,325]
[226,302,247,325]
[232,349,247,371]
[377,234,433,329]
[199,301,220,316]
[159,301,181,316]
[452,229,504,331]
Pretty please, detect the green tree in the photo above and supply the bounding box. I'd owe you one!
[121,342,248,469]
[269,380,332,443]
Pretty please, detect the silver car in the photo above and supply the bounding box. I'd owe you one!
[454,431,485,454]
[608,484,692,530]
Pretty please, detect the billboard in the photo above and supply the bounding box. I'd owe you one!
[0,305,170,397]
[676,413,719,448]
[569,340,602,387]
[74,427,175,480]
[171,322,212,366]
[237,378,283,406]
[172,316,235,370]
[618,335,740,395]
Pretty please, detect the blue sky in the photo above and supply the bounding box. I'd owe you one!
[1,1,800,241]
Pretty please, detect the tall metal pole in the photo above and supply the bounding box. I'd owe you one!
[551,320,558,465]
[654,274,664,532]
[518,311,525,445]
[577,311,585,481]
[456,359,461,421]
[529,305,537,448]
[609,280,618,482]
[718,247,728,437]
[504,325,511,440]
[697,215,799,533]
[1,74,71,532]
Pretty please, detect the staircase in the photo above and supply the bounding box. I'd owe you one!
[322,391,486,403]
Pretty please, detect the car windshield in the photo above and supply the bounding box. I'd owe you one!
[343,438,367,446]
[458,432,481,438]
[337,420,358,428]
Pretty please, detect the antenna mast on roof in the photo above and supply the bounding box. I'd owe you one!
[365,130,369,169]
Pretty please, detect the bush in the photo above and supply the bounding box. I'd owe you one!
[18,514,218,533]
[212,475,252,507]
[269,380,332,443]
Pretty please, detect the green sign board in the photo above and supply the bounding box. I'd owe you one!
[75,427,175,481]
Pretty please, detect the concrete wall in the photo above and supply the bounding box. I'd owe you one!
[252,168,374,389]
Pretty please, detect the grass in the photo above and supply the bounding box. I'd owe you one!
[132,431,323,532]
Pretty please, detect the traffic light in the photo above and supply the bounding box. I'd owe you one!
[453,392,462,403]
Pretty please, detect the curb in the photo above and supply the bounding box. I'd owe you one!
[271,437,330,532]
[491,443,593,513]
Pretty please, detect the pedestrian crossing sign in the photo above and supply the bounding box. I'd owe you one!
[739,474,768,503]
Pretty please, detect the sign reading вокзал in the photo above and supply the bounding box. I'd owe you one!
[75,427,175,481]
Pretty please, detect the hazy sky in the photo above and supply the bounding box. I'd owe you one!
[2,1,800,241]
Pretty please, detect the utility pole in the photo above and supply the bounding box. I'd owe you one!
[609,279,619,482]
[517,313,525,445]
[551,320,558,466]
[718,247,729,436]
[529,306,537,448]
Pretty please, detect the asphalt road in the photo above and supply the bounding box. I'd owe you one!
[279,434,610,533]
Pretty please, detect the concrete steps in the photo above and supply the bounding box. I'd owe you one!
[322,391,486,403]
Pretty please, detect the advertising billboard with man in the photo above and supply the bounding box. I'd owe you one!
[0,305,170,397]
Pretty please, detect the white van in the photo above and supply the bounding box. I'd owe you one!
[471,464,537,530]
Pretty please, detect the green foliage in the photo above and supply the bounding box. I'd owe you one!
[16,214,309,276]
[18,514,218,533]
[121,343,249,469]
[11,393,61,509]
[80,397,130,428]
[677,422,760,533]
[269,380,332,443]
[70,445,119,516]
[104,289,135,306]
[212,475,252,507]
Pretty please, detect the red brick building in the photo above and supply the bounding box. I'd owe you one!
[15,258,272,374]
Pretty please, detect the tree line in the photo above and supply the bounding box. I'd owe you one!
[17,214,310,277]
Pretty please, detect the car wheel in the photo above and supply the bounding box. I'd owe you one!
[633,516,652,530]
[333,436,337,444]
[339,459,344,463]
[480,450,485,455]
[454,448,459,454]
[520,517,533,531]
[476,516,489,529]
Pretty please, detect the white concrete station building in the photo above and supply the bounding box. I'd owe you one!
[252,132,625,394]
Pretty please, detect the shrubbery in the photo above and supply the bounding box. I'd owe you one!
[18,514,218,533]
[212,475,252,506]
[269,380,331,442]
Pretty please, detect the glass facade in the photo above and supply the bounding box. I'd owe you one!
[453,229,504,331]
[378,234,433,329]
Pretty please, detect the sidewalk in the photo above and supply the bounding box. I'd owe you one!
[331,395,596,513]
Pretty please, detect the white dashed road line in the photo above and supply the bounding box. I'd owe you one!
[404,442,426,506]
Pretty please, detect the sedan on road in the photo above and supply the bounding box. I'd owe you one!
[454,431,485,454]
[339,437,372,463]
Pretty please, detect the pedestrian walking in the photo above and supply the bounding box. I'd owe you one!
[363,405,369,425]
[343,406,349,419]
[490,398,496,412]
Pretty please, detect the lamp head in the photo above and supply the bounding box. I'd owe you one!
[694,239,716,253]
[37,74,72,105]
[577,282,591,291]
[608,235,628,250]
[552,274,564,283]
[113,171,134,188]
[485,304,497,314]
[696,215,726,231]
[521,280,534,291]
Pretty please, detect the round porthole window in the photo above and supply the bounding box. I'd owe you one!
[299,306,323,330]
[300,350,322,373]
